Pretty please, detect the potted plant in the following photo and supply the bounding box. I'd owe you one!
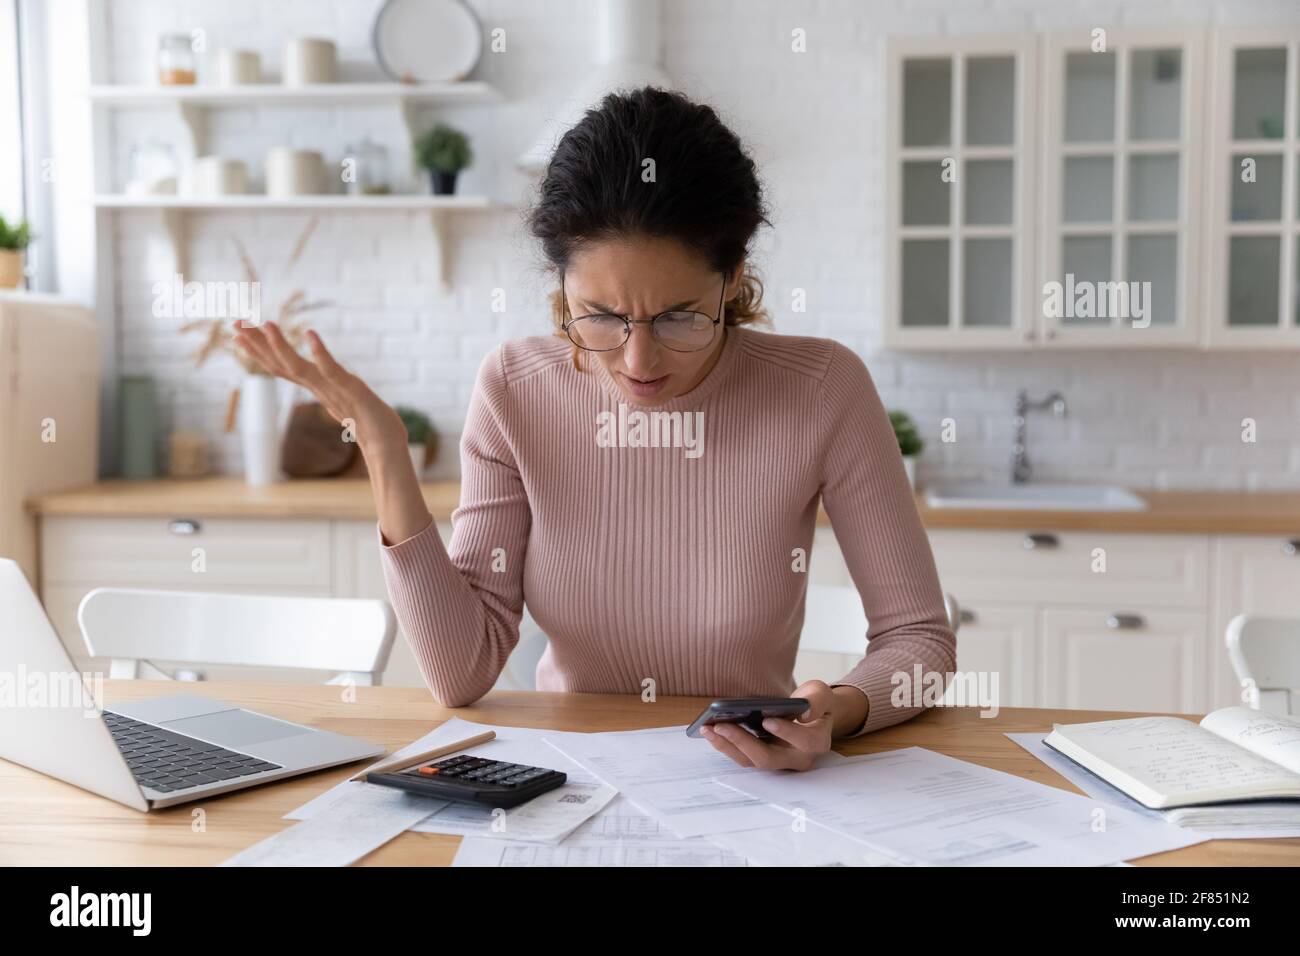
[889,410,924,490]
[413,123,473,195]
[0,214,32,289]
[396,406,436,478]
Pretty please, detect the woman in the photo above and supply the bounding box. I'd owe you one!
[234,87,955,772]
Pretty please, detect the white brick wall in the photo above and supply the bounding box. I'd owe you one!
[103,0,1300,488]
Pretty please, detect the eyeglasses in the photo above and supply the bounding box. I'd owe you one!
[560,272,726,353]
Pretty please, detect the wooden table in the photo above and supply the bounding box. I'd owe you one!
[3,681,1297,866]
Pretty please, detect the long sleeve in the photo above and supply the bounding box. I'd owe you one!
[378,347,531,706]
[818,344,957,736]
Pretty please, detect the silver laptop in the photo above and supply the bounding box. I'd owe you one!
[0,558,384,811]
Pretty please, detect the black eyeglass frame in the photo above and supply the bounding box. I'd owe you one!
[559,271,728,353]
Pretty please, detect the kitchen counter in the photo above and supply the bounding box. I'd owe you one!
[26,478,1300,534]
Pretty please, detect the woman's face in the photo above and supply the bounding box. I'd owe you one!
[563,236,740,405]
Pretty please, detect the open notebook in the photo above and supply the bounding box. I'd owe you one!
[1044,707,1300,811]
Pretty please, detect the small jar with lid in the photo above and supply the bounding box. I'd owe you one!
[344,138,392,195]
[157,34,196,85]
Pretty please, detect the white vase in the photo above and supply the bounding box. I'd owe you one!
[902,455,917,490]
[239,374,282,486]
[409,443,426,479]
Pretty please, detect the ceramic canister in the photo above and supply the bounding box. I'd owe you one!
[282,37,336,85]
[216,49,262,85]
[265,148,324,195]
[191,156,248,195]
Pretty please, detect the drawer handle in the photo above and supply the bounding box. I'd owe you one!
[1023,532,1060,550]
[959,609,977,625]
[168,519,202,535]
[1107,613,1145,630]
[1284,539,1300,556]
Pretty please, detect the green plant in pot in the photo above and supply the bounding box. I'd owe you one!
[414,123,473,196]
[0,214,33,289]
[889,409,924,489]
[396,405,436,478]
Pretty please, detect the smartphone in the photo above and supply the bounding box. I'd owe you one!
[685,697,810,741]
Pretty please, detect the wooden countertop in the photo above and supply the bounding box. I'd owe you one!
[1,680,1294,866]
[28,478,1300,534]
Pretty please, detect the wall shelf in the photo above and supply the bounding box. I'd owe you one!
[90,80,506,293]
[93,194,512,291]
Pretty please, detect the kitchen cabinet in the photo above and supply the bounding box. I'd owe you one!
[952,604,1039,708]
[36,511,1300,713]
[885,23,1300,351]
[884,33,1040,349]
[1203,26,1300,347]
[1040,607,1207,713]
[1210,534,1300,708]
[1039,26,1206,347]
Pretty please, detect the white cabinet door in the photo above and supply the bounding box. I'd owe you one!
[954,604,1039,708]
[1041,607,1207,713]
[928,529,1209,607]
[884,33,1039,349]
[1039,26,1207,347]
[1210,534,1300,709]
[332,519,453,688]
[1203,27,1300,348]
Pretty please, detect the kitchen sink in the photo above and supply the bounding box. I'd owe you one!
[924,483,1147,511]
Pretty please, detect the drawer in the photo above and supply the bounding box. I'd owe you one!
[41,515,333,590]
[928,529,1210,608]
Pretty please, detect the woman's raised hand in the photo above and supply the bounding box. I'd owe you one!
[231,320,405,453]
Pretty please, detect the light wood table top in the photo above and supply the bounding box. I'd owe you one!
[2,681,1297,866]
[28,478,1300,535]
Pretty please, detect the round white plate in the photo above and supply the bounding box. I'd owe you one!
[373,0,483,84]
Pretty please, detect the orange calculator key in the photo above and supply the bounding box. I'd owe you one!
[417,766,439,776]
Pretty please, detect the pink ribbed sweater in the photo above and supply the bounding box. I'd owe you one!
[379,327,956,736]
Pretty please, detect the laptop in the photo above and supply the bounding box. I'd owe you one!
[0,558,384,811]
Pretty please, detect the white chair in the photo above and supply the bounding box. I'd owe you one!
[1225,615,1300,716]
[798,584,962,655]
[78,588,397,686]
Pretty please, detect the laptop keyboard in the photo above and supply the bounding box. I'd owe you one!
[103,711,283,793]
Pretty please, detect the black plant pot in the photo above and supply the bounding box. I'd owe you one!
[429,169,459,196]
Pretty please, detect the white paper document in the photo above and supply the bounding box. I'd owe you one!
[453,796,750,867]
[1007,731,1300,840]
[544,724,845,838]
[717,746,1208,866]
[222,785,442,867]
[288,718,617,844]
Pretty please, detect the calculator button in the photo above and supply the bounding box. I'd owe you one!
[417,766,439,776]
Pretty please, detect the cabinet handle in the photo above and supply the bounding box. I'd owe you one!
[168,519,202,535]
[1106,613,1145,630]
[1284,539,1300,556]
[1023,532,1060,550]
[959,609,977,625]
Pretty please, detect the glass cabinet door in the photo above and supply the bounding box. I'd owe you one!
[1211,33,1300,342]
[888,36,1035,347]
[1042,29,1202,345]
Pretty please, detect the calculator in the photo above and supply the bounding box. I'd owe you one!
[366,754,567,809]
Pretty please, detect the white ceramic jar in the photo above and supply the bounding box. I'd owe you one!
[282,37,336,85]
[191,156,248,195]
[265,148,324,196]
[216,49,262,85]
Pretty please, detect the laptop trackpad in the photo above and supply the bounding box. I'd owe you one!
[162,709,312,747]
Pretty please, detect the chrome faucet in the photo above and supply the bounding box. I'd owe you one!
[1011,390,1068,484]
